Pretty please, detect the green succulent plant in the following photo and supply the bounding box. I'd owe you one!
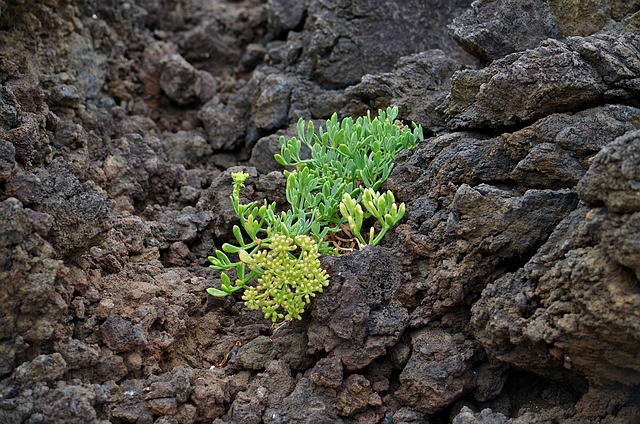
[207,106,423,322]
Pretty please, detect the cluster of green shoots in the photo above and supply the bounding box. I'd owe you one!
[207,106,423,322]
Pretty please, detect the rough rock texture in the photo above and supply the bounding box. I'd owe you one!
[395,328,475,414]
[548,0,640,35]
[284,0,476,88]
[5,159,115,257]
[308,246,408,371]
[1,197,72,376]
[443,32,640,129]
[449,0,560,61]
[346,50,465,134]
[1,0,639,423]
[471,130,640,389]
[577,130,640,214]
[159,54,217,105]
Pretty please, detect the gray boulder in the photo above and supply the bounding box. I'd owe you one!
[395,328,474,414]
[159,54,217,105]
[297,0,475,88]
[6,159,115,257]
[547,0,640,36]
[577,130,640,214]
[471,131,640,388]
[308,246,408,371]
[442,33,640,130]
[449,0,560,61]
[346,50,465,133]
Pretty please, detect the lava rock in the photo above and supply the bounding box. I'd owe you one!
[308,246,408,371]
[443,33,640,130]
[449,0,560,61]
[347,50,464,133]
[12,353,68,384]
[100,314,148,353]
[0,141,16,181]
[395,329,474,414]
[159,54,217,105]
[577,130,640,213]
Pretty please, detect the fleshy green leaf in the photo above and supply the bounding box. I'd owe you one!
[338,144,351,156]
[222,243,243,254]
[207,287,231,297]
[274,153,287,166]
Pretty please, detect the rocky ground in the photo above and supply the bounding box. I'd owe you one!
[1,0,639,423]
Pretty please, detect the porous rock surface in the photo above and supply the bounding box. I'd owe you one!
[0,0,639,423]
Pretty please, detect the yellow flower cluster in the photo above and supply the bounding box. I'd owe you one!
[241,234,329,322]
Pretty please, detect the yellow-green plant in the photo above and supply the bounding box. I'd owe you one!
[207,106,423,322]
